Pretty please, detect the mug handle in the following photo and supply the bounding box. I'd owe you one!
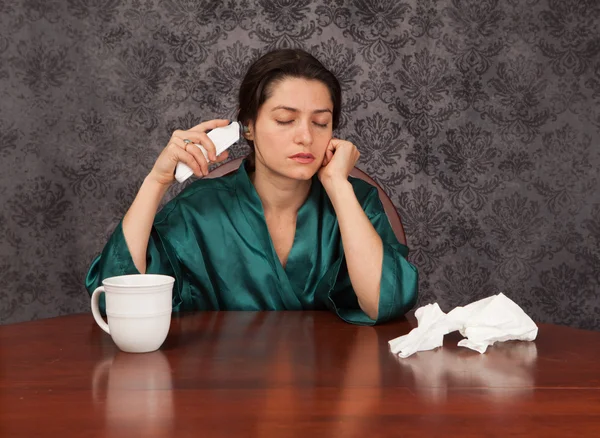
[91,286,110,334]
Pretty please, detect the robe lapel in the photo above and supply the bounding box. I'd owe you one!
[234,160,303,309]
[282,176,321,295]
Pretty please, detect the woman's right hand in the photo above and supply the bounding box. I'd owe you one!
[148,119,232,186]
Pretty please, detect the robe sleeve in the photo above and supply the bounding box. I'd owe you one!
[327,185,418,325]
[85,209,185,315]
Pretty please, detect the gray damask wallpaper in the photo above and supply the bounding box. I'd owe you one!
[1,0,599,328]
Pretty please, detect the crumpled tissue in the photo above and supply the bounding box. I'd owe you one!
[389,293,538,358]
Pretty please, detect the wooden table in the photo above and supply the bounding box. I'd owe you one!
[1,311,599,437]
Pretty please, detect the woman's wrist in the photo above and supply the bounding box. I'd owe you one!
[145,171,173,195]
[322,177,353,206]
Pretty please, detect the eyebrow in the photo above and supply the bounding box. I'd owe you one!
[271,105,333,115]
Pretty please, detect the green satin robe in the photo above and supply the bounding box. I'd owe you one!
[85,160,418,325]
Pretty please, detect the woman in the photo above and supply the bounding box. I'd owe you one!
[86,49,418,325]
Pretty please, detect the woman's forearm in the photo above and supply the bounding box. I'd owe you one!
[324,179,383,320]
[122,176,170,273]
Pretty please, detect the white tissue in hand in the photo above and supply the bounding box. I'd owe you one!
[389,293,538,358]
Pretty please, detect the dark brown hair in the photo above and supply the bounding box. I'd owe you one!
[237,49,342,167]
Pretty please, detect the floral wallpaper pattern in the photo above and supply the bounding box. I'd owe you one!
[1,0,599,328]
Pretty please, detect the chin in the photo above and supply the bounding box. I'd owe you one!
[289,170,316,181]
[258,157,321,181]
[274,167,314,181]
[284,163,321,180]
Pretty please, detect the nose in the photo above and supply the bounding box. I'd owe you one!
[293,120,313,146]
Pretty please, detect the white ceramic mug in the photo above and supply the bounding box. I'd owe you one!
[91,274,175,353]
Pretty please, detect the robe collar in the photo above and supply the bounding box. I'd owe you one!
[233,159,322,304]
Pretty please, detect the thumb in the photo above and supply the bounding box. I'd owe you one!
[322,145,334,166]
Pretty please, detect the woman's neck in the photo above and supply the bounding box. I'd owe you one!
[249,162,312,215]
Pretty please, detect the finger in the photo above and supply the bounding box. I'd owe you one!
[172,132,215,164]
[326,140,336,161]
[321,142,332,166]
[168,141,203,177]
[171,137,210,176]
[193,131,218,162]
[326,149,334,165]
[213,150,230,163]
[321,150,328,167]
[172,130,209,144]
[188,119,230,133]
[328,137,342,150]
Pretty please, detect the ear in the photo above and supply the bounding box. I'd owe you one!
[242,123,254,140]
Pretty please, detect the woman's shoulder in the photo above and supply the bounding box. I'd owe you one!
[179,171,238,200]
[155,171,239,223]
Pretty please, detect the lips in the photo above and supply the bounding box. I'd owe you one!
[290,152,316,164]
[290,153,315,159]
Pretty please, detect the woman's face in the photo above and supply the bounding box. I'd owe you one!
[249,77,334,181]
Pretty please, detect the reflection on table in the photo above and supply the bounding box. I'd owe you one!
[1,311,599,437]
[395,334,538,403]
[92,350,174,436]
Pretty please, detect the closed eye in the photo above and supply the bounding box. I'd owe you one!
[276,120,330,128]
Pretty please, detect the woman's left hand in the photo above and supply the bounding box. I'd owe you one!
[318,138,360,186]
